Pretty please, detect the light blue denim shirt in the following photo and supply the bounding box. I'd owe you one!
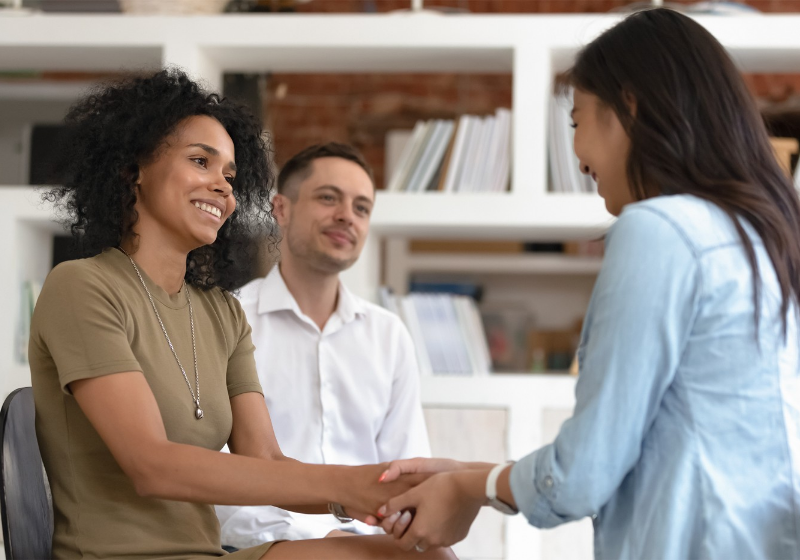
[510,194,800,559]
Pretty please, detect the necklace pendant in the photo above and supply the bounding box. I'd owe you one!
[195,406,204,420]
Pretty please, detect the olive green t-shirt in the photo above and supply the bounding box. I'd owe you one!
[29,248,264,560]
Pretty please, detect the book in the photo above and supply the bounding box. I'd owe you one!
[402,121,440,192]
[441,114,473,193]
[398,295,434,375]
[457,116,486,193]
[435,118,460,191]
[391,120,434,192]
[383,108,513,194]
[492,108,512,192]
[386,120,426,192]
[407,120,454,193]
[379,287,493,376]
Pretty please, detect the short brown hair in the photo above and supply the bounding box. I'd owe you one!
[277,142,374,199]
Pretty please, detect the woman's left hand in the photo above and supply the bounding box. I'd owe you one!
[378,469,489,552]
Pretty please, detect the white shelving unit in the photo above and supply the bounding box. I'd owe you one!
[3,11,800,560]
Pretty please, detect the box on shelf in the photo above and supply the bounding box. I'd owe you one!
[526,319,582,374]
[481,307,532,373]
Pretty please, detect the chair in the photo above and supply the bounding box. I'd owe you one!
[0,387,53,560]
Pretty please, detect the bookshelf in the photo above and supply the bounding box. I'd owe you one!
[404,253,602,275]
[3,11,800,560]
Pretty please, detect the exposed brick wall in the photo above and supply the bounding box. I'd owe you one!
[262,2,800,185]
[265,73,512,188]
[746,74,800,102]
[278,0,800,14]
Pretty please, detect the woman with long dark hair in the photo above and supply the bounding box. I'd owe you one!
[29,68,454,560]
[376,9,800,558]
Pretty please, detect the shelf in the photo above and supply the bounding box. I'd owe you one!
[0,14,523,73]
[420,373,577,407]
[3,14,800,74]
[406,252,603,275]
[372,192,614,239]
[0,81,97,101]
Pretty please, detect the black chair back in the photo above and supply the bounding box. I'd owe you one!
[0,387,53,560]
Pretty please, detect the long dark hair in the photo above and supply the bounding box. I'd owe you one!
[562,8,800,334]
[46,68,274,292]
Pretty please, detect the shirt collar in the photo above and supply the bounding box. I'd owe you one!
[257,265,367,326]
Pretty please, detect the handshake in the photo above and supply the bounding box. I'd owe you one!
[335,458,515,553]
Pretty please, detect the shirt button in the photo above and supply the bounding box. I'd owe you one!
[543,476,554,489]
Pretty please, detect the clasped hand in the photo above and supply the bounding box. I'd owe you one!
[335,462,431,525]
[373,458,489,552]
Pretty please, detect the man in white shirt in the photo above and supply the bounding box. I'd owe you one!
[216,142,431,547]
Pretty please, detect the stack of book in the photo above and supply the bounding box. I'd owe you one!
[380,289,492,376]
[549,91,596,194]
[386,108,512,193]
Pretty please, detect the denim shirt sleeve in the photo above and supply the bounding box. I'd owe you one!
[509,204,701,528]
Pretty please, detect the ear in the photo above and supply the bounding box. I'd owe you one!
[133,164,144,190]
[272,193,292,228]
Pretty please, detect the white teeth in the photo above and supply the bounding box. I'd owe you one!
[194,202,221,218]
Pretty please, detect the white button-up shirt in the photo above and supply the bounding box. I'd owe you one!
[216,266,430,546]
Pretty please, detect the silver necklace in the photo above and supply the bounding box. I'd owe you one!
[120,249,204,420]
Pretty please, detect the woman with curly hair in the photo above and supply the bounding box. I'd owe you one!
[29,69,453,560]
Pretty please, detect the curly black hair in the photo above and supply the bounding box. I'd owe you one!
[45,68,274,292]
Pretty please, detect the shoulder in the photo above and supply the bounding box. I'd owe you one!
[33,255,125,337]
[615,195,738,254]
[199,285,247,320]
[43,254,119,297]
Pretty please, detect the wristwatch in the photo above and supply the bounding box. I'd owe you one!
[328,502,354,523]
[485,462,519,515]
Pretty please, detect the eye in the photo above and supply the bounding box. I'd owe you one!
[570,122,578,129]
[357,205,371,216]
[191,156,208,167]
[320,194,335,202]
[225,175,235,185]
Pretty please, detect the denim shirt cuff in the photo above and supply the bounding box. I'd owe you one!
[509,445,566,528]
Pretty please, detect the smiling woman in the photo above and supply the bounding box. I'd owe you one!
[373,9,800,560]
[47,69,270,292]
[29,69,455,560]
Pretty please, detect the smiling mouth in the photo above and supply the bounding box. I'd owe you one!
[324,231,354,245]
[194,201,222,219]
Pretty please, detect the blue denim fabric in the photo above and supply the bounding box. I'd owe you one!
[509,194,800,559]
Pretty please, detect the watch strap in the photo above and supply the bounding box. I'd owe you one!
[327,502,354,523]
[485,462,519,515]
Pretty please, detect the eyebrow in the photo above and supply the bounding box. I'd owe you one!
[315,184,374,205]
[188,143,237,172]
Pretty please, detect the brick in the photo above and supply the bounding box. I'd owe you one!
[264,0,800,185]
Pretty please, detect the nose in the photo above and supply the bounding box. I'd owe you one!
[334,202,355,225]
[579,162,591,176]
[212,175,233,196]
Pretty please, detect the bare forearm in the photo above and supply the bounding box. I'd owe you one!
[454,464,517,509]
[461,461,496,470]
[273,457,330,514]
[138,441,344,507]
